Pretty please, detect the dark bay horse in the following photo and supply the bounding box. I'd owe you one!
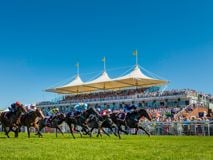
[37,113,65,138]
[19,108,45,138]
[110,108,152,136]
[65,107,100,139]
[85,114,121,139]
[0,105,27,138]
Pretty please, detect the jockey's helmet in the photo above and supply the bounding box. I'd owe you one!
[16,101,21,106]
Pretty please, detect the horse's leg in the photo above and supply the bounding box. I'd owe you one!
[111,126,121,139]
[90,128,94,134]
[27,126,30,138]
[69,124,75,139]
[14,128,19,138]
[116,127,121,139]
[34,124,41,137]
[96,127,100,137]
[75,128,83,138]
[36,123,44,138]
[85,127,91,136]
[82,125,91,137]
[4,126,10,138]
[55,128,58,138]
[138,126,151,137]
[102,128,110,137]
[118,124,128,135]
[97,127,103,138]
[135,128,139,135]
[88,127,92,138]
[110,126,117,137]
[37,126,44,138]
[56,126,64,136]
[90,128,94,137]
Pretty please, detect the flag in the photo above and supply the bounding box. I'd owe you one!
[133,50,138,56]
[76,62,79,68]
[102,57,106,62]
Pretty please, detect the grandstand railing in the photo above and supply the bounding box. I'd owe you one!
[9,121,212,136]
[139,121,213,136]
[37,94,190,107]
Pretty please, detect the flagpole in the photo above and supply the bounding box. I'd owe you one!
[133,50,138,67]
[76,62,79,76]
[103,57,106,72]
[136,50,138,66]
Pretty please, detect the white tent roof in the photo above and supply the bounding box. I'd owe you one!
[63,75,84,87]
[116,65,153,80]
[46,65,168,94]
[111,65,167,88]
[86,71,111,84]
[82,71,115,90]
[46,75,87,94]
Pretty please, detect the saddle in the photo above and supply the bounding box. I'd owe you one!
[46,117,53,127]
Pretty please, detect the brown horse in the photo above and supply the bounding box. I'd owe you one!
[65,107,101,139]
[19,108,45,138]
[110,108,152,136]
[85,114,121,139]
[0,105,27,138]
[37,113,66,138]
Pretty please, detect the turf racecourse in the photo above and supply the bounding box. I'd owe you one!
[0,133,212,160]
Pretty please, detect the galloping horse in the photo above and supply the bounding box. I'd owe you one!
[65,107,100,139]
[37,113,65,138]
[0,105,27,138]
[85,114,121,139]
[110,108,152,136]
[19,108,45,138]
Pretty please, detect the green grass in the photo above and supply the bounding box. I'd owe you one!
[0,132,212,160]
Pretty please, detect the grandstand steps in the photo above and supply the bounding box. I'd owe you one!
[183,107,208,119]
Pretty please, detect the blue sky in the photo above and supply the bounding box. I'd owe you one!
[0,0,212,107]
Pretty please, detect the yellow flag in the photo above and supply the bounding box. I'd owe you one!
[102,57,106,62]
[76,62,79,68]
[133,50,138,56]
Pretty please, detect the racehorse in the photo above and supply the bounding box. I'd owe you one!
[0,105,27,138]
[85,114,121,139]
[65,107,100,139]
[110,108,152,136]
[36,113,65,138]
[19,108,45,138]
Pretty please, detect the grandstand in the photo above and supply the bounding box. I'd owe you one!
[37,56,212,120]
[37,88,211,118]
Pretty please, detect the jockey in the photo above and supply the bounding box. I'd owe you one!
[28,104,36,112]
[50,108,60,116]
[9,101,22,113]
[5,101,23,123]
[48,108,60,123]
[101,109,111,116]
[73,103,88,116]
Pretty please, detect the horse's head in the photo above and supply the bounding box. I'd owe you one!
[83,107,101,119]
[35,108,45,119]
[138,109,152,121]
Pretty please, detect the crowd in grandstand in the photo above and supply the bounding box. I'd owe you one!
[66,88,212,101]
[37,88,212,105]
[62,88,146,103]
